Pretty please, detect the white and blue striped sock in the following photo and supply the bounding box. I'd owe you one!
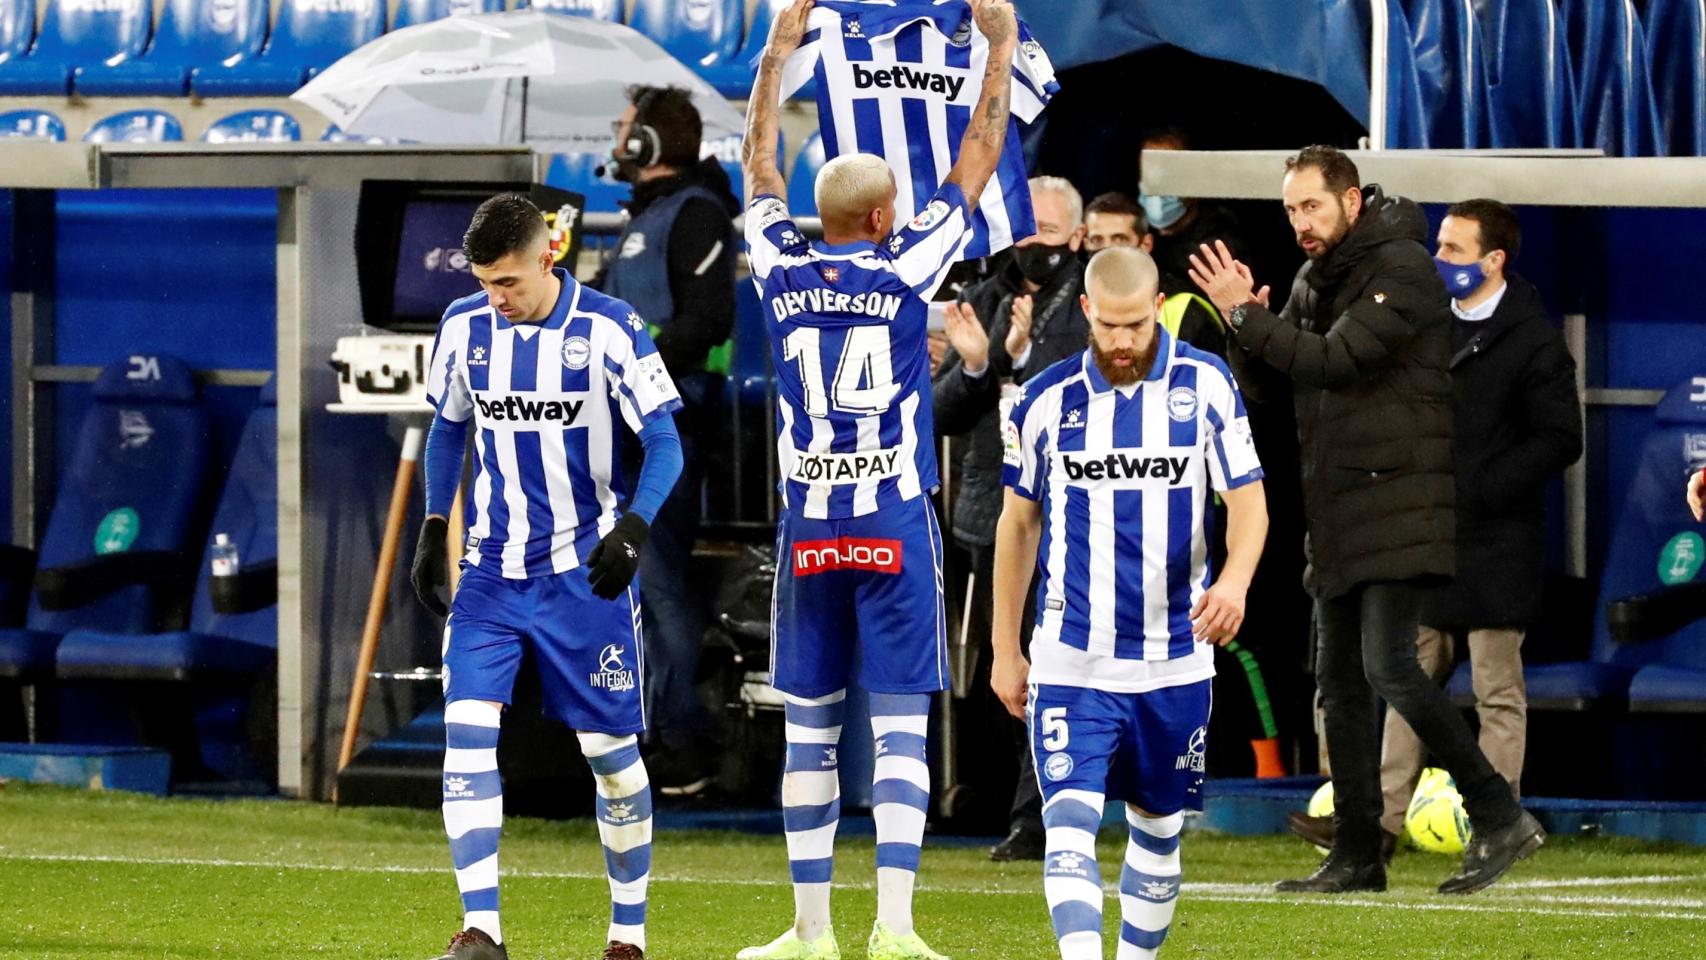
[579,732,652,951]
[782,689,845,941]
[1042,788,1106,960]
[443,699,504,944]
[1117,808,1183,960]
[870,692,931,937]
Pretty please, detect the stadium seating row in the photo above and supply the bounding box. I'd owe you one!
[0,0,788,97]
[0,356,277,785]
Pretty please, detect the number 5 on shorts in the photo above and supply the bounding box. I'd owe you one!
[1040,706,1069,751]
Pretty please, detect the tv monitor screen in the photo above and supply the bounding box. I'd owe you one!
[392,198,483,321]
[354,181,586,333]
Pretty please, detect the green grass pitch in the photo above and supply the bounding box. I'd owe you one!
[2,784,1704,958]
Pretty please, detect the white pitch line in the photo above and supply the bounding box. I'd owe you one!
[5,852,1706,921]
[1501,874,1702,890]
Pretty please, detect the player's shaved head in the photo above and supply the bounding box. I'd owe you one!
[1084,246,1161,306]
[815,153,898,241]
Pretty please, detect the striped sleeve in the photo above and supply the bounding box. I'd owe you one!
[1008,22,1059,123]
[745,194,807,293]
[604,315,684,435]
[425,309,473,422]
[1002,381,1052,501]
[1202,360,1263,492]
[889,181,973,299]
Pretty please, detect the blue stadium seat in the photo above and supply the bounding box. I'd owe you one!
[202,109,302,143]
[0,109,66,140]
[0,356,213,722]
[1449,378,1706,710]
[722,0,812,98]
[394,0,505,29]
[701,130,781,207]
[57,378,277,780]
[1644,0,1706,156]
[525,0,621,19]
[74,0,269,96]
[0,0,152,95]
[631,0,742,76]
[786,130,824,217]
[84,110,185,143]
[1475,0,1580,148]
[1564,0,1664,155]
[193,0,385,96]
[0,0,34,67]
[1379,0,1431,148]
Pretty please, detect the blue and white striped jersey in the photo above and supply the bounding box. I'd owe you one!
[775,0,1058,259]
[1003,330,1263,692]
[746,184,972,520]
[425,269,683,579]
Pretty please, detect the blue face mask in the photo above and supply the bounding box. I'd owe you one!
[1434,257,1487,298]
[1139,193,1188,230]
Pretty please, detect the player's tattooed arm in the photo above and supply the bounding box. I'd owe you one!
[743,0,812,203]
[945,0,1018,214]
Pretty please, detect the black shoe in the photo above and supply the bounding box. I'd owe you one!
[989,826,1046,862]
[433,928,508,960]
[1286,812,1399,864]
[602,941,645,960]
[1438,810,1545,895]
[1274,849,1387,894]
[647,745,716,797]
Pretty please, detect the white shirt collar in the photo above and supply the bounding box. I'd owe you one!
[1452,280,1508,322]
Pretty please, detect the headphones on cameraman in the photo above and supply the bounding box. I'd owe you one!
[621,88,664,168]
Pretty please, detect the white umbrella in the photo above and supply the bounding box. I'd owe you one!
[292,10,747,154]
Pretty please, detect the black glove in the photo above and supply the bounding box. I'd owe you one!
[411,516,449,617]
[585,512,650,600]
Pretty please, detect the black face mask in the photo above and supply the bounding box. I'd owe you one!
[1013,242,1071,283]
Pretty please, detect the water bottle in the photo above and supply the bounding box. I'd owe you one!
[210,533,240,578]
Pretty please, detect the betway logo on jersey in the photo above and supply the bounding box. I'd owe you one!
[790,449,904,485]
[770,288,904,323]
[851,62,968,100]
[1059,452,1191,484]
[794,537,903,576]
[474,394,585,425]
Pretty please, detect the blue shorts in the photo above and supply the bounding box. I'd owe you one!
[442,560,645,735]
[770,496,948,698]
[1029,680,1212,815]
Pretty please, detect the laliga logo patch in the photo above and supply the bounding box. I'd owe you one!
[561,336,592,370]
[909,200,949,232]
[1167,386,1198,423]
[1043,751,1074,782]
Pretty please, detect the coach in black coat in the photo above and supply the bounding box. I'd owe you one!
[1192,148,1536,893]
[1226,182,1456,601]
[1424,272,1583,629]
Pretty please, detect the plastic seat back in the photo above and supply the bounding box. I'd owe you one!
[0,0,34,64]
[1643,0,1706,156]
[23,0,152,68]
[84,110,185,143]
[525,0,621,19]
[786,130,825,216]
[27,355,212,636]
[202,109,302,142]
[630,0,741,68]
[1474,0,1581,147]
[150,0,269,70]
[393,0,504,30]
[188,378,278,648]
[0,109,65,140]
[268,0,386,73]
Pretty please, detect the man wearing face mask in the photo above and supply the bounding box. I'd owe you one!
[1138,129,1252,289]
[932,175,1089,862]
[1190,147,1545,896]
[592,84,739,796]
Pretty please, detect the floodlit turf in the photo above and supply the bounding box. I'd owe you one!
[2,784,1705,959]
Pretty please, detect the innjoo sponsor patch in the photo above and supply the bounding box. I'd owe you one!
[793,537,903,576]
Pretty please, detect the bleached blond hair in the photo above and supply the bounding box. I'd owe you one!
[815,153,896,233]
